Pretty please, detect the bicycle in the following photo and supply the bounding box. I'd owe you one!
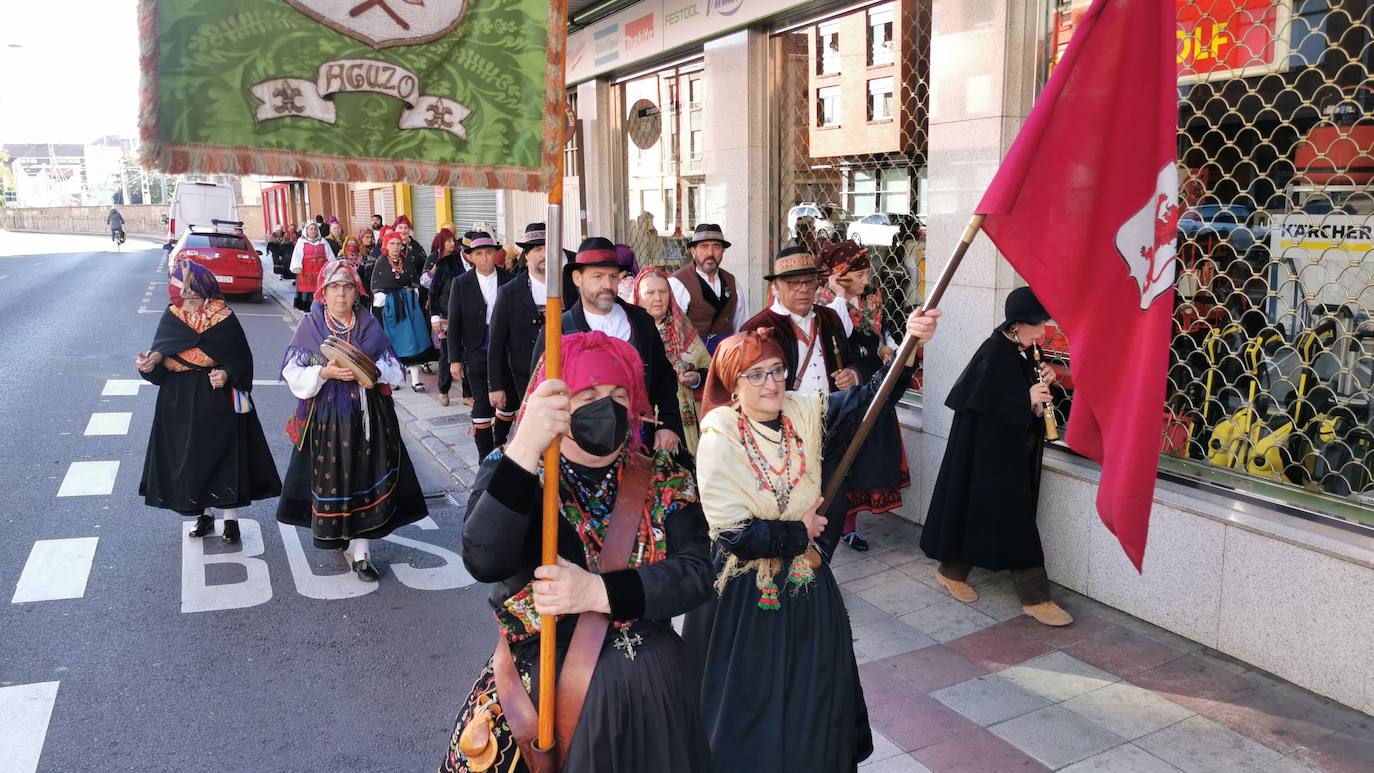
[112,227,126,251]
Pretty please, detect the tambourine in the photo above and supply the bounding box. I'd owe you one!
[320,335,380,388]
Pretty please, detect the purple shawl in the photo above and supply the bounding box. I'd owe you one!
[283,303,398,423]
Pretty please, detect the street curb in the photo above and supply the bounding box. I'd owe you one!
[261,274,477,495]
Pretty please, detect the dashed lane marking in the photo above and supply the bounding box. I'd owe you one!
[101,379,143,396]
[56,461,119,497]
[11,538,99,603]
[83,412,132,436]
[0,681,60,773]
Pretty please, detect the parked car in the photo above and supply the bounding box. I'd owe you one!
[848,212,923,247]
[164,181,238,246]
[166,224,264,302]
[785,202,854,242]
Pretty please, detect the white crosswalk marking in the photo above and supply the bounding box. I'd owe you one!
[83,412,133,436]
[56,461,119,497]
[12,538,100,603]
[101,379,143,396]
[0,681,60,773]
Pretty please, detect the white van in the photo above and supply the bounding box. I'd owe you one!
[164,181,238,244]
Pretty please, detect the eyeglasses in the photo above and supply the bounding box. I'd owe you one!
[740,363,788,387]
[781,276,819,290]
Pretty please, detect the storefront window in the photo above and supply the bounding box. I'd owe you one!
[1047,0,1374,529]
[619,61,704,267]
[776,0,930,394]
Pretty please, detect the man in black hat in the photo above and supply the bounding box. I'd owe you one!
[740,245,874,395]
[487,222,553,430]
[531,236,684,452]
[447,232,514,459]
[668,223,749,354]
[920,286,1073,627]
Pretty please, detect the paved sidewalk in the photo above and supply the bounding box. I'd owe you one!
[262,278,1371,772]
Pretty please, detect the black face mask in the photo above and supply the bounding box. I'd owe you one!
[570,396,629,457]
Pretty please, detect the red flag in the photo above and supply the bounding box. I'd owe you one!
[975,0,1178,571]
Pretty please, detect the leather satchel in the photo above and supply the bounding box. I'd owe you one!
[487,458,653,772]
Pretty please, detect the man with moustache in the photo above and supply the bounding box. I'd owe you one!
[741,245,872,396]
[668,223,750,354]
[486,222,555,437]
[531,237,684,453]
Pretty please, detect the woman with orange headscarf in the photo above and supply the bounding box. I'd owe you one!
[633,267,711,454]
[691,307,938,773]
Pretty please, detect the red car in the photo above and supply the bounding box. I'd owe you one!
[167,225,264,302]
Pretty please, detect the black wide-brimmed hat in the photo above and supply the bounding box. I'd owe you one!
[516,222,546,250]
[688,222,731,249]
[568,237,621,270]
[1000,286,1051,330]
[764,245,821,281]
[463,231,501,254]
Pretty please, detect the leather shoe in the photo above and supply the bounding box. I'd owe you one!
[935,571,979,603]
[1022,601,1074,627]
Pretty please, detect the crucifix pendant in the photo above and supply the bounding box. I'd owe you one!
[612,628,644,661]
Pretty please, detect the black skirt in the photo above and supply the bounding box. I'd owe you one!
[441,621,710,773]
[701,565,873,773]
[275,386,427,549]
[139,370,281,513]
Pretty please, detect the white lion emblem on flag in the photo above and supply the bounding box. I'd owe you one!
[1115,163,1181,311]
[289,0,468,49]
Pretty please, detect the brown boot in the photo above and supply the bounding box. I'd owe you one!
[437,392,450,407]
[935,570,979,603]
[1022,601,1073,627]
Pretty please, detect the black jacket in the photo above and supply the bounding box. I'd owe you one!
[429,252,468,319]
[487,270,544,396]
[532,298,685,440]
[447,267,514,365]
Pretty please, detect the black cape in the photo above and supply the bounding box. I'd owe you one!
[139,308,281,513]
[919,332,1046,571]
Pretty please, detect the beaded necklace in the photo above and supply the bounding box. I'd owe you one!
[324,310,355,341]
[386,250,406,280]
[738,412,807,513]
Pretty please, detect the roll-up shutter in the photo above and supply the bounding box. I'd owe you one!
[352,190,370,230]
[412,184,437,249]
[378,188,396,224]
[452,187,499,236]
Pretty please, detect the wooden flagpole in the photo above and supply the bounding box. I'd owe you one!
[538,0,570,753]
[820,215,985,507]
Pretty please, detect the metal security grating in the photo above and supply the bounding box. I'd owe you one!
[770,0,931,393]
[1047,0,1374,527]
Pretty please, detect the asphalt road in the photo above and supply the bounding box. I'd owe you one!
[0,233,492,772]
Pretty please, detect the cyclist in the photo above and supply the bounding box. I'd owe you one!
[106,207,126,247]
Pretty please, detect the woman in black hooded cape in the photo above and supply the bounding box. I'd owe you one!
[919,286,1072,627]
[137,260,281,542]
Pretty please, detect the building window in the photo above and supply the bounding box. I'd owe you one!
[818,22,841,75]
[868,5,895,66]
[689,129,703,159]
[817,86,842,127]
[688,77,703,109]
[868,77,894,121]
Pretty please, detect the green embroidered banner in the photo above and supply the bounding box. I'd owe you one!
[139,0,565,191]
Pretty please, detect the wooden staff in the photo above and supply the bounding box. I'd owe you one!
[820,215,985,508]
[537,0,570,753]
[1032,344,1060,441]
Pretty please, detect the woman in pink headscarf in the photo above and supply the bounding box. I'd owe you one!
[633,267,711,454]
